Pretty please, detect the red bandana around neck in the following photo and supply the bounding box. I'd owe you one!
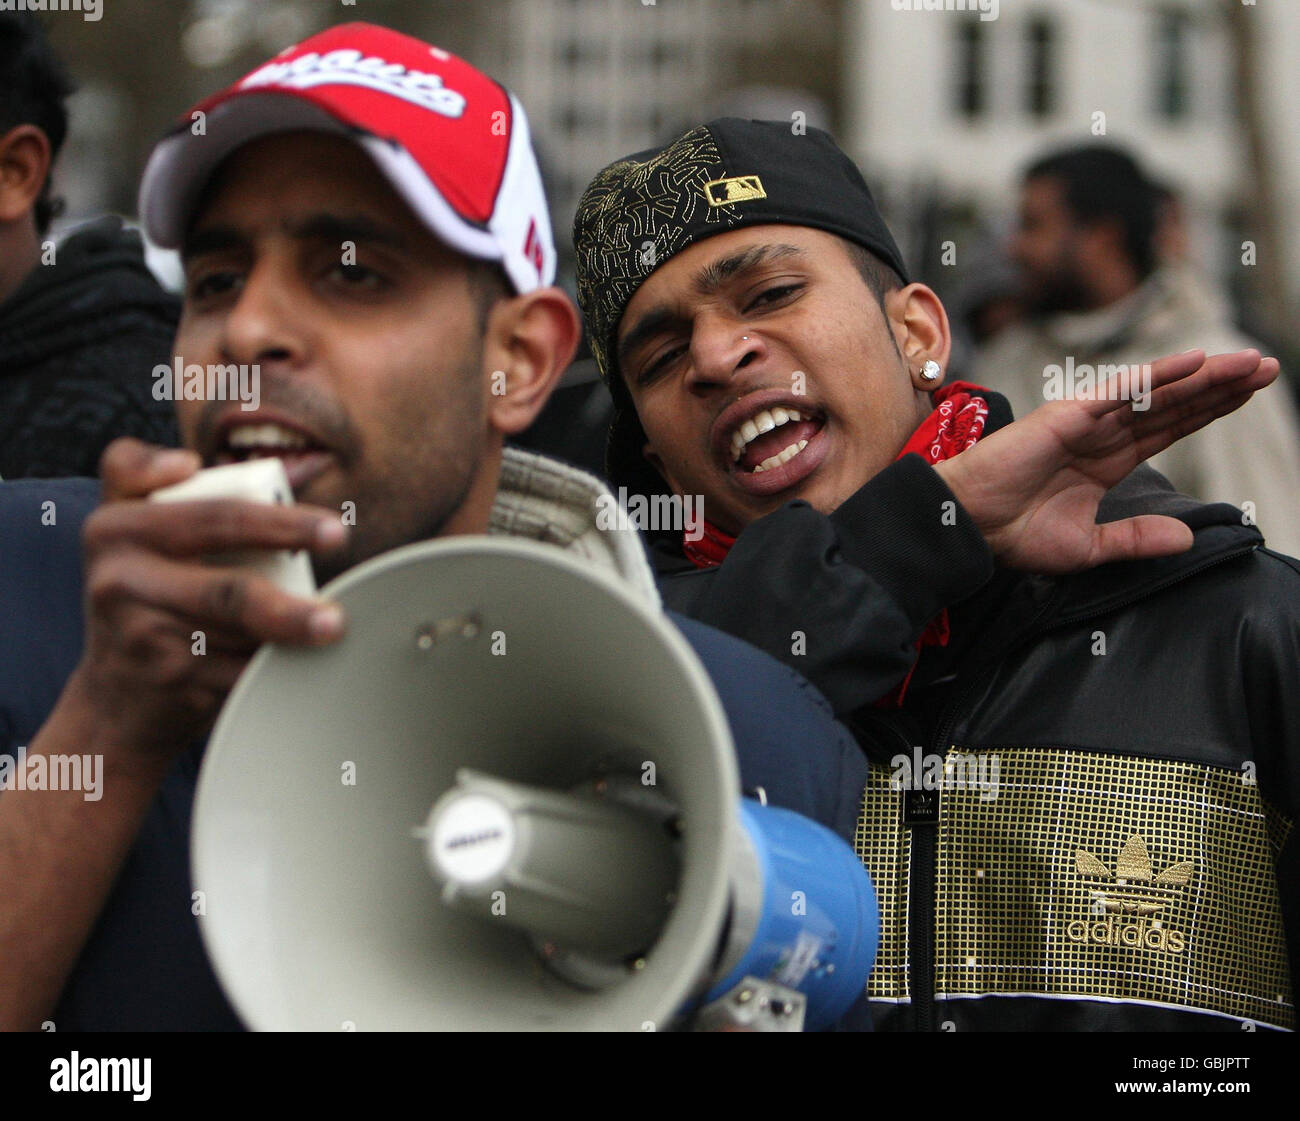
[682,381,992,703]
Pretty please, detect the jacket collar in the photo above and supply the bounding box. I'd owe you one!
[489,446,661,608]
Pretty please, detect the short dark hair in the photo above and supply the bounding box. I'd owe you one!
[1024,143,1158,280]
[0,13,75,236]
[841,237,905,313]
[466,260,511,331]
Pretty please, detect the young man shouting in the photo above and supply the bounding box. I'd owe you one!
[573,118,1298,1031]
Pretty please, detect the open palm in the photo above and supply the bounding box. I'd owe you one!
[935,349,1279,573]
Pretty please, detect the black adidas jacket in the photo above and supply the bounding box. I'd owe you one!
[650,391,1298,1032]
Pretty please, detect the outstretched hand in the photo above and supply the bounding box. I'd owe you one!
[934,348,1278,573]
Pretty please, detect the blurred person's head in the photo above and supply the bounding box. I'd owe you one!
[954,239,1024,349]
[0,12,75,302]
[138,23,579,581]
[1011,143,1159,315]
[1152,180,1190,265]
[573,119,955,535]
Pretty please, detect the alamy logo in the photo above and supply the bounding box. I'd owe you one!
[1066,834,1193,953]
[240,49,467,117]
[1041,357,1152,411]
[595,488,704,543]
[153,359,259,411]
[0,747,102,802]
[890,0,999,21]
[889,746,1000,801]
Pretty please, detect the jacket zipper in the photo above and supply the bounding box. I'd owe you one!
[908,820,937,1031]
[904,543,1255,1030]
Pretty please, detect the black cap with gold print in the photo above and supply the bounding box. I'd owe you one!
[572,117,911,391]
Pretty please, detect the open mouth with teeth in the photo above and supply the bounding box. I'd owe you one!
[213,422,336,492]
[728,406,823,474]
[217,423,315,462]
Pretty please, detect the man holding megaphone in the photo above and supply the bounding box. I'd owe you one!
[0,24,875,1032]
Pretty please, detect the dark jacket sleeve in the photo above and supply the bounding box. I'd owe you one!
[670,612,867,844]
[0,478,98,751]
[671,612,875,1031]
[658,455,994,717]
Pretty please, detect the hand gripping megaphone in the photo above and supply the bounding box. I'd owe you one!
[192,537,878,1030]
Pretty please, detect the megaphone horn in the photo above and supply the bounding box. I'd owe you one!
[193,537,876,1031]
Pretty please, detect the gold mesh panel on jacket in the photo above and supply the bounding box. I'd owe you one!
[854,748,1293,1029]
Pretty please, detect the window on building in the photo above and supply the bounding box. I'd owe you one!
[1023,15,1057,118]
[559,103,598,135]
[1155,8,1191,120]
[561,39,590,68]
[629,38,673,70]
[954,19,987,119]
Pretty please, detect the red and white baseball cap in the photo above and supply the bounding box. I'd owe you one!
[139,22,554,293]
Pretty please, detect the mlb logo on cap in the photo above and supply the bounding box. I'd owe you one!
[139,22,555,293]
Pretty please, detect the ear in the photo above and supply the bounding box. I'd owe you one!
[884,282,952,376]
[0,125,52,225]
[482,286,581,437]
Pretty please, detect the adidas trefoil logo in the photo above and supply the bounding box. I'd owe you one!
[1066,834,1193,953]
[1076,834,1194,914]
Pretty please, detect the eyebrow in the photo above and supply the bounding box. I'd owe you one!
[618,243,808,371]
[180,212,409,263]
[690,242,806,298]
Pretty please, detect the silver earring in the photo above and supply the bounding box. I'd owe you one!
[919,360,941,382]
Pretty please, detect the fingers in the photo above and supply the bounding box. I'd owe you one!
[99,438,202,501]
[1140,350,1276,415]
[86,601,258,695]
[1068,352,1276,464]
[1128,386,1257,465]
[1071,349,1202,420]
[1146,348,1207,392]
[87,549,345,655]
[83,496,346,560]
[80,443,351,761]
[1089,514,1194,567]
[1082,349,1274,421]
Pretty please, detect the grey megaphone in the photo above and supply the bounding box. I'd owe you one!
[193,536,742,1030]
[193,536,878,1031]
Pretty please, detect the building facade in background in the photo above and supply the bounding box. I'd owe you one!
[39,0,1299,355]
[845,0,1299,353]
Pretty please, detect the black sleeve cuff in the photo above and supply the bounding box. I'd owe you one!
[829,453,993,623]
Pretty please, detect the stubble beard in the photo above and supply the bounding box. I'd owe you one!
[310,346,489,586]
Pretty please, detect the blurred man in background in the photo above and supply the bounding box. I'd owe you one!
[972,142,1300,556]
[0,12,177,479]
